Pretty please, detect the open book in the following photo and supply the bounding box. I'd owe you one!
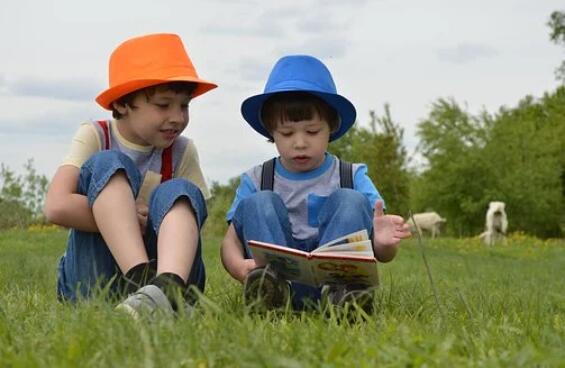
[248,230,378,287]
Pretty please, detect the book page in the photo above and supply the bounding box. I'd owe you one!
[313,240,373,256]
[309,255,379,287]
[316,229,369,250]
[247,241,317,286]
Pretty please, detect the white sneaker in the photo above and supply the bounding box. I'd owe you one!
[116,285,174,319]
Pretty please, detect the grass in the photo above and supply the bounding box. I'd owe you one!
[0,228,564,367]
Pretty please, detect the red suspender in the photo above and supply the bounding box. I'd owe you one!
[160,145,173,182]
[96,120,174,182]
[97,120,110,149]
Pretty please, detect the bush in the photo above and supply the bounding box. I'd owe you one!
[0,159,48,230]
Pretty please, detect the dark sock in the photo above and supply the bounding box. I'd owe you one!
[119,261,157,296]
[151,272,187,311]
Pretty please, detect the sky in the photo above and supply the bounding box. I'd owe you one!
[1,0,563,185]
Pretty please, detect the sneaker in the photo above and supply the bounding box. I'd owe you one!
[322,284,375,315]
[116,285,174,319]
[243,266,290,310]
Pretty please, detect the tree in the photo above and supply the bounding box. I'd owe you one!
[485,91,564,237]
[0,159,48,229]
[330,105,410,215]
[413,91,564,238]
[412,98,492,235]
[548,10,565,83]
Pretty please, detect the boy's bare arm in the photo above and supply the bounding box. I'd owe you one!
[44,165,99,232]
[221,223,257,282]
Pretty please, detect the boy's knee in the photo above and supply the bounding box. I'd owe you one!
[241,191,284,214]
[150,178,207,226]
[248,190,283,206]
[79,151,142,201]
[328,188,368,208]
[82,151,140,184]
[320,189,372,223]
[153,178,204,204]
[234,191,285,223]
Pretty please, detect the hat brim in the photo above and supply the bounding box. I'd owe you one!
[96,76,217,110]
[241,90,356,142]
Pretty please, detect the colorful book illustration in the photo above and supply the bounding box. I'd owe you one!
[248,230,378,287]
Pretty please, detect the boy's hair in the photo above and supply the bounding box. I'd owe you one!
[111,81,197,119]
[261,92,339,140]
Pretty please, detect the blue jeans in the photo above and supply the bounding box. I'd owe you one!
[231,189,373,309]
[57,151,207,301]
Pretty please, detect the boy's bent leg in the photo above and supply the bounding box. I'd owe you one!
[231,191,295,257]
[58,151,143,301]
[145,178,207,294]
[317,188,373,246]
[92,171,149,273]
[317,189,376,315]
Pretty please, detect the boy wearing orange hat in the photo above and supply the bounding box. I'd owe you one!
[44,33,216,317]
[221,55,411,311]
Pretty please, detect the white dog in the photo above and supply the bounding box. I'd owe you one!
[407,212,446,238]
[480,201,508,246]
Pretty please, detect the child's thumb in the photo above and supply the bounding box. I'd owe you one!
[374,200,384,217]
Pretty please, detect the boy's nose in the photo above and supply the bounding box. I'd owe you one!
[170,106,188,123]
[293,134,307,149]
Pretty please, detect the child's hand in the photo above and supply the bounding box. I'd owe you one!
[237,259,258,282]
[136,201,148,234]
[373,200,411,261]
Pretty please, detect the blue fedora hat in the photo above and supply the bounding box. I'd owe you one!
[241,55,356,141]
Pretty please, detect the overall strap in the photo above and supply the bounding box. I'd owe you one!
[260,157,353,190]
[96,119,173,182]
[96,120,110,150]
[339,159,354,189]
[160,145,173,183]
[260,158,276,191]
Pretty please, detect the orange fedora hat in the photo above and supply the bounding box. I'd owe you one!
[96,33,217,110]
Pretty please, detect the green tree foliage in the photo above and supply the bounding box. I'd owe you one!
[412,99,491,235]
[329,105,410,215]
[548,10,565,82]
[413,90,564,238]
[485,91,564,236]
[0,159,48,229]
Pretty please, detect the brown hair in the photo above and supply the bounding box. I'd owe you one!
[260,92,339,140]
[111,81,197,119]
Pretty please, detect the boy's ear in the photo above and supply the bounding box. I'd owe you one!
[112,101,128,115]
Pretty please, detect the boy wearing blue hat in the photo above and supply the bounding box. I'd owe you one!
[221,55,411,310]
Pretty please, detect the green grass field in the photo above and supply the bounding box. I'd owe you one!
[0,228,563,367]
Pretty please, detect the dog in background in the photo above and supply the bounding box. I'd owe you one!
[480,201,508,246]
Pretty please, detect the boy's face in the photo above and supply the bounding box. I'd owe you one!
[113,88,191,148]
[271,114,330,173]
